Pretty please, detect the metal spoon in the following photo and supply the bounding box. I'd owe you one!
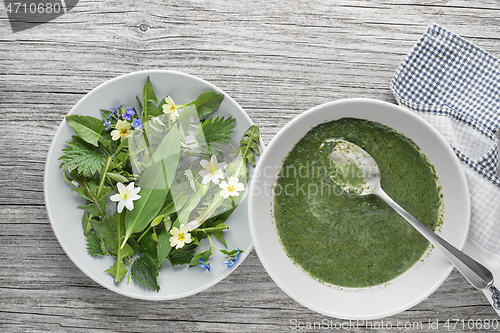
[320,138,494,290]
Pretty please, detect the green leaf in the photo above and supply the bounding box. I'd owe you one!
[207,223,228,247]
[105,259,128,283]
[123,162,168,247]
[72,186,93,202]
[81,213,93,233]
[90,213,118,253]
[143,77,158,104]
[139,230,158,265]
[220,249,242,256]
[195,116,236,155]
[86,232,106,257]
[144,101,162,118]
[106,172,129,183]
[131,254,160,292]
[232,125,261,168]
[66,115,103,147]
[106,213,134,283]
[59,136,107,176]
[158,185,191,217]
[77,202,102,216]
[150,124,181,167]
[126,124,180,236]
[189,249,212,267]
[100,109,113,120]
[143,77,159,119]
[177,182,206,226]
[123,124,181,246]
[188,91,224,118]
[157,229,172,266]
[169,243,197,266]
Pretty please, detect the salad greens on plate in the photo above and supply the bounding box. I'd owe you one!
[59,77,260,292]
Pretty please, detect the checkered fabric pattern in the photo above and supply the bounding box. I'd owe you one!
[390,24,500,255]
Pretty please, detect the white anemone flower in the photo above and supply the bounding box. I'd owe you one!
[219,176,245,199]
[162,96,180,121]
[169,224,192,249]
[199,155,227,185]
[111,120,133,141]
[110,182,141,213]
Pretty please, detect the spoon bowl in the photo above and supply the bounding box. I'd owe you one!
[322,139,494,290]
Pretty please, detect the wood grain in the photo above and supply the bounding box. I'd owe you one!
[1,0,500,331]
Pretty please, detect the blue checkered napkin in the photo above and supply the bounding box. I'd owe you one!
[391,24,500,187]
[391,24,500,313]
[391,24,500,257]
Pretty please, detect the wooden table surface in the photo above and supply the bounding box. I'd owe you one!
[2,1,500,332]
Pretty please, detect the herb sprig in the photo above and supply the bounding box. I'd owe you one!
[59,77,260,291]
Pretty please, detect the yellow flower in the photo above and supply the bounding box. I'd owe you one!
[162,96,180,121]
[199,155,226,185]
[169,224,192,249]
[219,176,245,199]
[111,120,132,141]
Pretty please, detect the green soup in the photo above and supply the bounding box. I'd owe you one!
[273,118,442,287]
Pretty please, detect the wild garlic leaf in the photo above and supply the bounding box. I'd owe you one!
[143,77,161,118]
[195,116,236,155]
[131,254,160,291]
[157,229,172,266]
[188,91,224,118]
[123,124,181,247]
[59,136,106,176]
[66,115,103,147]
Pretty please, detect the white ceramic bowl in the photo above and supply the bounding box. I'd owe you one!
[44,70,256,300]
[249,98,470,319]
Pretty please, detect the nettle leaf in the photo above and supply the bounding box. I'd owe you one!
[86,232,106,257]
[195,116,236,155]
[90,213,118,254]
[66,115,103,147]
[188,91,224,118]
[131,254,160,292]
[169,243,197,266]
[59,136,107,176]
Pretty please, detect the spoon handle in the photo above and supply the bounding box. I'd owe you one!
[483,285,500,316]
[375,187,494,290]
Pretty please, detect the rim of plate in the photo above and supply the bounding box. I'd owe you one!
[44,69,257,300]
[248,98,471,319]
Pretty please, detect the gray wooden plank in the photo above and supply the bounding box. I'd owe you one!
[2,0,500,331]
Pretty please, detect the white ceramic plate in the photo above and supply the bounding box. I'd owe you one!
[249,99,470,319]
[44,70,257,300]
